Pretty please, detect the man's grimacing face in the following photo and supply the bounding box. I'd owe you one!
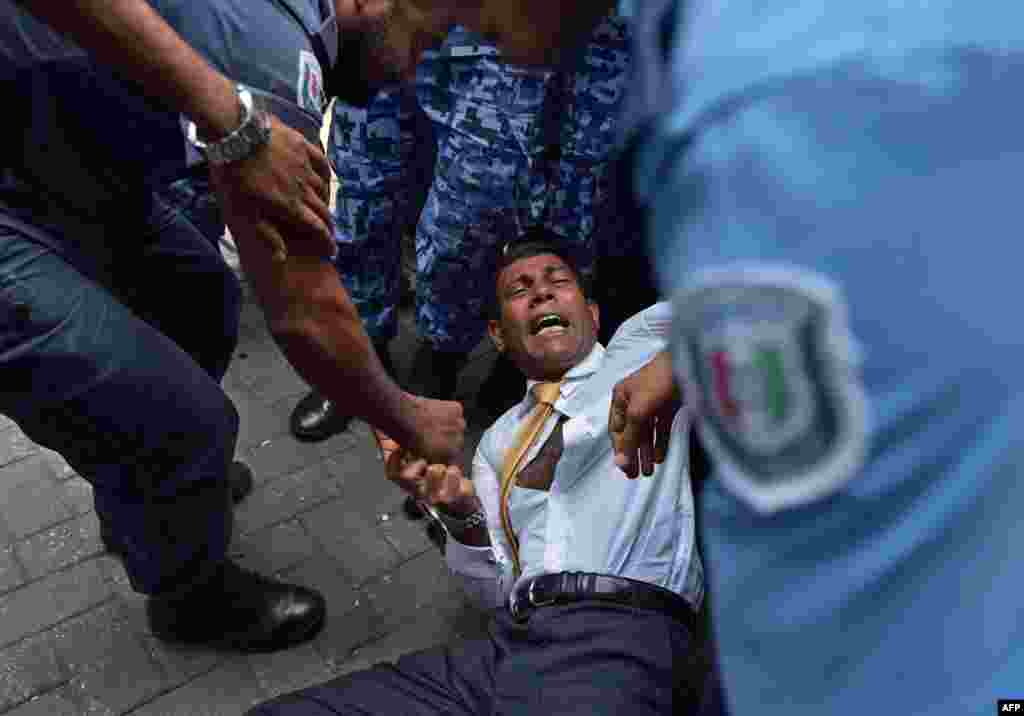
[489,253,600,382]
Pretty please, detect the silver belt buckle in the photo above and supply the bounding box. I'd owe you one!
[528,577,557,608]
[511,578,556,621]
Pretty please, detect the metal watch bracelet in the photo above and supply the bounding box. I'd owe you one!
[437,505,487,537]
[185,85,272,165]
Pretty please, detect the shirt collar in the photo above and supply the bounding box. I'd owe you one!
[523,342,605,407]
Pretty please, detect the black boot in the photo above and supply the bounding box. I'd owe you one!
[405,342,468,400]
[146,559,326,653]
[289,338,396,442]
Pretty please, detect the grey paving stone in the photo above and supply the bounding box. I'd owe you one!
[231,342,292,394]
[226,390,289,454]
[375,510,435,561]
[63,639,167,716]
[0,413,15,432]
[247,361,309,405]
[39,449,76,483]
[47,559,112,626]
[128,657,266,716]
[241,436,334,488]
[233,462,341,535]
[229,520,316,577]
[96,555,133,598]
[0,560,110,648]
[59,478,95,517]
[246,643,332,701]
[0,631,66,712]
[361,552,462,634]
[0,546,26,596]
[53,604,166,713]
[237,302,267,337]
[0,476,73,540]
[300,501,402,586]
[312,428,360,462]
[0,429,39,469]
[140,633,222,692]
[332,601,480,679]
[51,601,143,674]
[310,599,380,669]
[0,454,46,491]
[16,513,103,581]
[2,690,79,716]
[323,445,405,516]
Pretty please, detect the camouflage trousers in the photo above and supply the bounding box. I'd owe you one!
[328,17,630,352]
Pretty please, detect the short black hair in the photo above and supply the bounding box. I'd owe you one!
[489,229,594,320]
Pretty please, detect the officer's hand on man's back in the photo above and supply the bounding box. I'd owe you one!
[209,115,335,262]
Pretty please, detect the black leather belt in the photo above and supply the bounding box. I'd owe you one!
[510,571,697,633]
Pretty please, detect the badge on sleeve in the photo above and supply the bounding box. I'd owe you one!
[298,49,325,113]
[673,265,869,514]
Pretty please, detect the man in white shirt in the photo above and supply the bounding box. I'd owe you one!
[248,237,704,715]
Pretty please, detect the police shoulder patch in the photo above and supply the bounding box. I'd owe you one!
[673,265,869,514]
[298,49,324,113]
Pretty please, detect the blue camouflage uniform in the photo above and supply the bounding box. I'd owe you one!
[329,17,630,353]
[0,0,334,596]
[622,1,1024,714]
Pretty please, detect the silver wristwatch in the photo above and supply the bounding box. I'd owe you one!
[185,85,272,165]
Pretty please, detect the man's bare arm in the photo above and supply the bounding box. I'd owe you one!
[234,222,466,465]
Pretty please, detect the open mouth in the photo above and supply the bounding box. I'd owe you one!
[531,313,570,336]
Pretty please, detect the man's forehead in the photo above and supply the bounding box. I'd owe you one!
[499,253,572,285]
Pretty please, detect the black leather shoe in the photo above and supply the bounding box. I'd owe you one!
[147,560,326,653]
[289,391,352,442]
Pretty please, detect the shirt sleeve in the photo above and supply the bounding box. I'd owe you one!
[639,301,674,340]
[605,301,673,358]
[444,436,513,611]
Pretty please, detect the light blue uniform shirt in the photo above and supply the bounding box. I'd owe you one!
[627,2,1024,714]
[446,303,703,613]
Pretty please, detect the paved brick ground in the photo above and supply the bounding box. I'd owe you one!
[0,288,499,715]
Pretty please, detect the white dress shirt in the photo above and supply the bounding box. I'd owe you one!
[445,302,704,612]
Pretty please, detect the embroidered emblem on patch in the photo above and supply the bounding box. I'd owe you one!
[298,49,324,112]
[673,265,868,514]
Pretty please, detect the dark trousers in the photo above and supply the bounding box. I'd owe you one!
[249,602,698,715]
[0,191,241,596]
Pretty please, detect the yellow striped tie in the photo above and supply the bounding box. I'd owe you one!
[500,380,563,577]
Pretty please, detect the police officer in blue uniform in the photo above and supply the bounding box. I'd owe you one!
[593,1,1022,714]
[2,0,466,654]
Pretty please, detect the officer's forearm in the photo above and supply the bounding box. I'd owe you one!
[246,251,420,448]
[19,0,240,139]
